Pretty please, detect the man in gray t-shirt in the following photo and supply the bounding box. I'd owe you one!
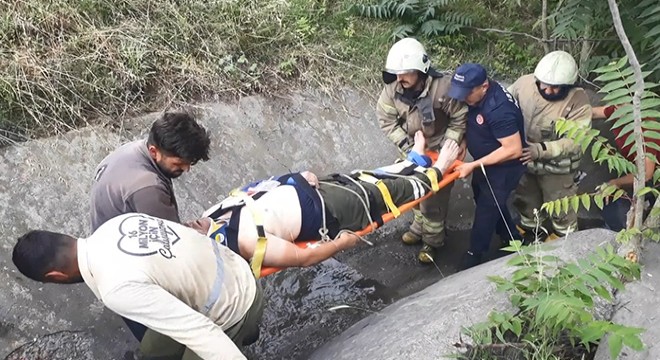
[89,111,210,340]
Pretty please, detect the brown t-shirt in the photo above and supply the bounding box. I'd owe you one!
[89,139,180,231]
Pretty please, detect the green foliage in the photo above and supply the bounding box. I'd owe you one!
[463,241,643,359]
[545,58,660,241]
[489,38,540,78]
[556,119,636,177]
[592,58,660,158]
[0,0,397,144]
[548,0,660,80]
[353,0,472,39]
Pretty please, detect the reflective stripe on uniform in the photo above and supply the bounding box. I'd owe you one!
[377,100,399,115]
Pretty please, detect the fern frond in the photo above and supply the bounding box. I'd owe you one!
[390,24,415,40]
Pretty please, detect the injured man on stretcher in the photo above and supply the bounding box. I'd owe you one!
[187,131,460,271]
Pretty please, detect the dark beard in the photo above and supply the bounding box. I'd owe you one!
[157,163,183,179]
[536,81,572,102]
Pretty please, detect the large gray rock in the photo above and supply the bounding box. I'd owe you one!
[310,229,619,360]
[0,89,399,359]
[594,241,660,360]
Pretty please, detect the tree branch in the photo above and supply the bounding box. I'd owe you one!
[541,0,551,53]
[466,27,618,43]
[607,0,646,257]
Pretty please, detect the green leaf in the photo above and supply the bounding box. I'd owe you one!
[603,184,617,197]
[613,189,626,202]
[570,196,580,213]
[554,199,562,216]
[644,130,660,140]
[594,194,605,210]
[561,197,570,214]
[599,80,628,94]
[615,57,629,70]
[641,98,660,110]
[511,318,522,337]
[642,120,660,130]
[647,23,660,39]
[618,120,636,139]
[612,113,634,130]
[610,104,633,119]
[603,88,633,102]
[581,194,591,211]
[542,201,554,216]
[622,333,644,350]
[609,334,624,359]
[596,71,629,82]
[591,140,603,160]
[637,187,656,196]
[641,110,660,119]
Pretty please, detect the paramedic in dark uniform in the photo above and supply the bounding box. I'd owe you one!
[447,63,527,269]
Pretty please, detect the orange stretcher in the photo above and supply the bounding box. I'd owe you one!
[259,158,463,277]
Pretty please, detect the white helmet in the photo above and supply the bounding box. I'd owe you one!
[384,38,431,74]
[534,50,579,86]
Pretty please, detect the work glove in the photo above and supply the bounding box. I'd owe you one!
[521,142,544,165]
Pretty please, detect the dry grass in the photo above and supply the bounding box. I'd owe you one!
[0,0,544,146]
[0,0,392,145]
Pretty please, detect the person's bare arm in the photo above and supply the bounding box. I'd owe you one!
[609,157,656,188]
[457,132,523,178]
[592,105,609,120]
[259,232,360,268]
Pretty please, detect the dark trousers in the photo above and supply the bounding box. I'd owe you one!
[470,164,525,255]
[123,317,147,341]
[602,189,656,232]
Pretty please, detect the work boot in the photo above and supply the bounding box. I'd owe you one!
[402,219,423,245]
[546,233,561,242]
[402,230,422,245]
[418,244,436,263]
[459,251,484,270]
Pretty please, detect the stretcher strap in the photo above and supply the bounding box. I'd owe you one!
[239,194,268,279]
[425,168,440,192]
[357,173,401,218]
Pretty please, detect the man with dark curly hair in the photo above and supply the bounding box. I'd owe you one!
[89,111,211,341]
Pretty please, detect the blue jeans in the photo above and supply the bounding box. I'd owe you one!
[469,164,526,254]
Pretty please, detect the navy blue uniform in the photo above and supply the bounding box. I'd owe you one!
[467,80,526,255]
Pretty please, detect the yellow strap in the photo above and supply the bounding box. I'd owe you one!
[425,168,440,192]
[239,194,268,279]
[358,174,401,218]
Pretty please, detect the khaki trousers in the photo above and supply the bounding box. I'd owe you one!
[512,172,578,236]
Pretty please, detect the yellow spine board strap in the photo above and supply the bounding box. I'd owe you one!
[238,194,268,279]
[425,168,440,192]
[357,173,401,218]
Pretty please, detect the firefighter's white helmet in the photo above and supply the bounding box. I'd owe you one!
[384,38,431,74]
[534,50,579,85]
